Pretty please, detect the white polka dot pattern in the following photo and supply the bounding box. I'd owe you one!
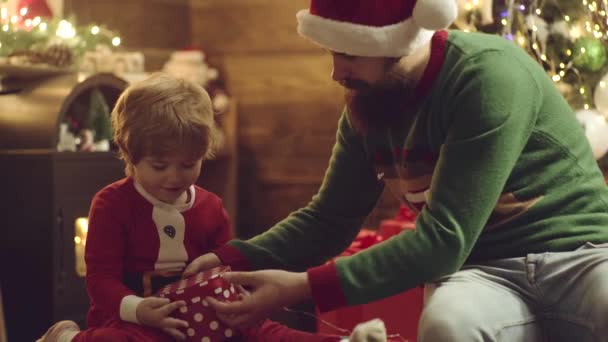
[155,266,239,341]
[209,321,219,331]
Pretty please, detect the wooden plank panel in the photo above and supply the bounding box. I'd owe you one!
[236,100,342,184]
[242,154,332,185]
[65,0,190,49]
[236,183,320,238]
[222,53,342,104]
[237,102,342,151]
[189,0,318,55]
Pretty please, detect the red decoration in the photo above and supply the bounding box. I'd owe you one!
[318,205,422,341]
[157,266,240,342]
[17,0,53,19]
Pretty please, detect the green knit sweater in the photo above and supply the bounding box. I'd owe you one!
[227,30,608,307]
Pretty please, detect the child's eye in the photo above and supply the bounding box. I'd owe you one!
[151,164,167,171]
[182,163,196,169]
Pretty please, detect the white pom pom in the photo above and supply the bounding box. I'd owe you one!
[349,318,387,342]
[413,0,458,30]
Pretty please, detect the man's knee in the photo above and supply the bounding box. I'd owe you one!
[418,304,488,342]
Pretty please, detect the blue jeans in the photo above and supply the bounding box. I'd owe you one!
[419,242,608,342]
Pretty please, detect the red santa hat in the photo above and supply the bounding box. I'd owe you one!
[297,0,458,57]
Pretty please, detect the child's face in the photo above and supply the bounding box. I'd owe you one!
[133,152,203,204]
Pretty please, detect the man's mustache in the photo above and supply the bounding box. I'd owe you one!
[340,78,371,90]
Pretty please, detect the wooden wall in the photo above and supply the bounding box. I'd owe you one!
[64,0,400,238]
[64,0,191,70]
[189,0,400,237]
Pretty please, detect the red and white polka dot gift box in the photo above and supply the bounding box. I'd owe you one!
[157,266,239,341]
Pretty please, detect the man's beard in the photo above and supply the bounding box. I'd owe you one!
[344,64,415,134]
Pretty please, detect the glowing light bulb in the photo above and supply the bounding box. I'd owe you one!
[56,20,76,39]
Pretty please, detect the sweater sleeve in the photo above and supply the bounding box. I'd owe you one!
[314,50,542,311]
[85,187,141,322]
[222,112,384,271]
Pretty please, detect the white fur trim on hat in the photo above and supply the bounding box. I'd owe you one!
[414,0,458,30]
[297,9,435,57]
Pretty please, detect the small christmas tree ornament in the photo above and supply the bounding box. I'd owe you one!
[79,88,112,152]
[571,37,607,72]
[575,109,608,159]
[595,73,608,116]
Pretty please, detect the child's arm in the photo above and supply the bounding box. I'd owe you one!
[212,203,233,246]
[84,188,142,323]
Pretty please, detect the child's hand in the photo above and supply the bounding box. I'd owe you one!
[136,297,189,340]
[183,253,222,278]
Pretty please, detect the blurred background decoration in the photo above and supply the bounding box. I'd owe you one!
[457,0,608,164]
[0,0,122,71]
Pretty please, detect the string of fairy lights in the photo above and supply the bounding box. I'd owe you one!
[459,0,608,110]
[0,3,121,59]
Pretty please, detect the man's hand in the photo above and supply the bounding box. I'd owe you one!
[206,270,311,329]
[135,297,189,340]
[183,253,222,278]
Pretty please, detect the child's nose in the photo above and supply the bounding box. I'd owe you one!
[167,169,183,184]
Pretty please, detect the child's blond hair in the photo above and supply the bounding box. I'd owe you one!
[111,72,221,176]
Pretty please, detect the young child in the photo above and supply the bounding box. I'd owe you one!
[36,73,345,342]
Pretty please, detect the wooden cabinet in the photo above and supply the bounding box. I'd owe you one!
[0,151,124,342]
